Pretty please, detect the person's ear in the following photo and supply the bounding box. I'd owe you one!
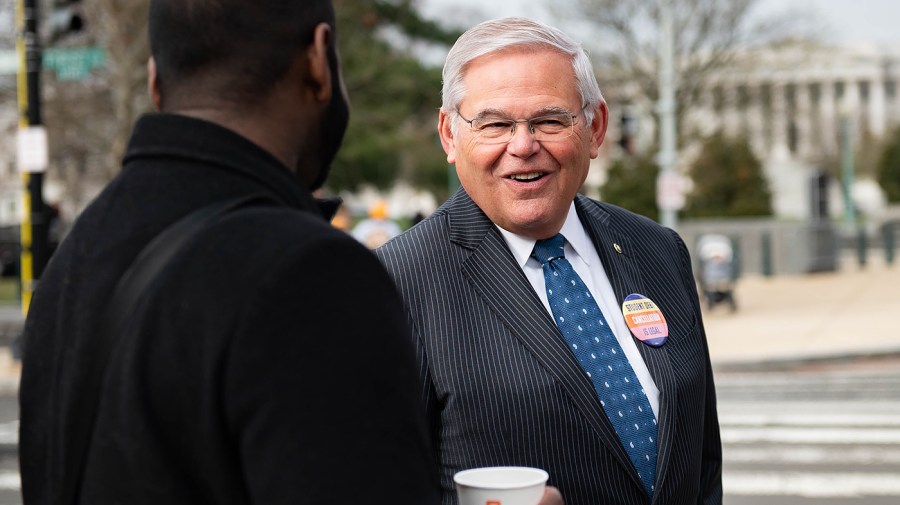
[589,101,609,159]
[306,23,334,103]
[438,110,457,164]
[147,57,162,111]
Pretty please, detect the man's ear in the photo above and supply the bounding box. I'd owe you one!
[306,23,334,103]
[589,101,609,159]
[437,110,457,164]
[147,57,162,111]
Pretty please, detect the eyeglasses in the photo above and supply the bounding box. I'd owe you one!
[456,110,579,145]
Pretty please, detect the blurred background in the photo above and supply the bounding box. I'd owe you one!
[1,1,899,504]
[3,0,900,270]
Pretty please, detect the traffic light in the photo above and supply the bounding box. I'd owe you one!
[809,170,830,221]
[47,0,84,42]
[618,109,637,155]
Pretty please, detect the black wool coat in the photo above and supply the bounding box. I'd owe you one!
[19,113,440,505]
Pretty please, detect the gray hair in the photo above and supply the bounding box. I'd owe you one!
[441,17,604,134]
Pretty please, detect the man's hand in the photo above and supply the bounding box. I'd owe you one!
[537,486,564,505]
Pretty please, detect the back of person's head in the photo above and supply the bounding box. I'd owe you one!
[441,17,603,131]
[148,0,335,110]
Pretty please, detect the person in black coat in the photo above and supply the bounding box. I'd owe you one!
[17,1,441,504]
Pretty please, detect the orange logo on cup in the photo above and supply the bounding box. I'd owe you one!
[487,501,501,505]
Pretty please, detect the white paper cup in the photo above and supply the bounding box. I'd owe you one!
[453,466,549,505]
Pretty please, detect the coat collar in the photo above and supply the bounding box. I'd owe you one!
[124,113,326,218]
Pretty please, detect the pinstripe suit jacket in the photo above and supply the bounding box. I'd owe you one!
[377,188,722,505]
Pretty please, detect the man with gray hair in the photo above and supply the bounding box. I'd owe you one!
[378,17,722,505]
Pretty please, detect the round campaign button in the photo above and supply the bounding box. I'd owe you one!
[621,293,668,347]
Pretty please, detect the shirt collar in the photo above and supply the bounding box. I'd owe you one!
[496,202,593,268]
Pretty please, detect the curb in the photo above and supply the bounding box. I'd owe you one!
[712,348,900,373]
[0,379,16,399]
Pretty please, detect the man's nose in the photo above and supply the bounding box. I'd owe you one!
[506,123,540,157]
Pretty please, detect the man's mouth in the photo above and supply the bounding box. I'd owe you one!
[508,172,545,182]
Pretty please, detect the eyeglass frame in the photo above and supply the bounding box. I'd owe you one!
[455,108,583,144]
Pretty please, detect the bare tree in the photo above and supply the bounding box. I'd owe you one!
[36,0,150,218]
[82,0,151,177]
[556,0,819,141]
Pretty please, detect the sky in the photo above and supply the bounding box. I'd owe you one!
[419,0,900,46]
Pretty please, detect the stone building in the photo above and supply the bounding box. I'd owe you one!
[599,41,900,221]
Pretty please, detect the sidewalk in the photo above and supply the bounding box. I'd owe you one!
[704,253,900,370]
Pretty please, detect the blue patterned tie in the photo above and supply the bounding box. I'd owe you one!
[533,234,657,498]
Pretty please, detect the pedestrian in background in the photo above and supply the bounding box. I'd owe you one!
[18,1,439,503]
[377,17,722,505]
[352,199,402,249]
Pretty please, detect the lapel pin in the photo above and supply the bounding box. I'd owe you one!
[622,293,668,347]
[613,243,623,254]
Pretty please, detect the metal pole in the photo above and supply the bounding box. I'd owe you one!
[656,0,678,229]
[840,115,856,227]
[885,222,895,266]
[840,113,867,268]
[16,0,49,315]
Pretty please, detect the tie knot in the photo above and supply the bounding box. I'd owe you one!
[532,233,566,265]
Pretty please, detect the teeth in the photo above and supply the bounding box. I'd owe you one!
[509,172,542,181]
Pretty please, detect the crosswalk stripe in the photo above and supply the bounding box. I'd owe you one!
[719,412,900,427]
[716,365,900,500]
[724,445,900,464]
[724,472,900,497]
[721,426,900,444]
[0,471,19,491]
[0,421,17,446]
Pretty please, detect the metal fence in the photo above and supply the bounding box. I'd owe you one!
[678,218,840,277]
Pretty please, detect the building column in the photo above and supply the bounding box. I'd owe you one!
[770,81,790,161]
[747,83,766,157]
[843,80,863,149]
[795,81,813,159]
[868,77,887,138]
[819,80,837,158]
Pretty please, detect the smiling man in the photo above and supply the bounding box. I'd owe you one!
[377,17,722,505]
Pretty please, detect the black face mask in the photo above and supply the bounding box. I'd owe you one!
[309,42,349,192]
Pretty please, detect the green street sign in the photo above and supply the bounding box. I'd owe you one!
[43,47,105,81]
[0,47,106,79]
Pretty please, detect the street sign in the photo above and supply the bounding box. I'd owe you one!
[43,47,105,80]
[17,126,49,173]
[0,47,105,79]
[0,50,16,75]
[656,171,685,211]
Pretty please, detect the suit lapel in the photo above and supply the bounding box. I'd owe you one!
[448,190,639,484]
[576,196,679,500]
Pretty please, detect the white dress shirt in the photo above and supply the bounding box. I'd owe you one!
[496,203,660,418]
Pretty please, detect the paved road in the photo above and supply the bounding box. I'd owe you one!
[0,396,18,505]
[0,362,898,504]
[717,358,900,504]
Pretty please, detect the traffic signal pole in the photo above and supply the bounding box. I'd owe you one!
[16,0,50,315]
[656,0,679,229]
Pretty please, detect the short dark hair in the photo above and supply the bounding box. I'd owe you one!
[148,0,335,106]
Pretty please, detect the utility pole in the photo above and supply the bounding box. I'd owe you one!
[15,0,50,315]
[655,0,682,229]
